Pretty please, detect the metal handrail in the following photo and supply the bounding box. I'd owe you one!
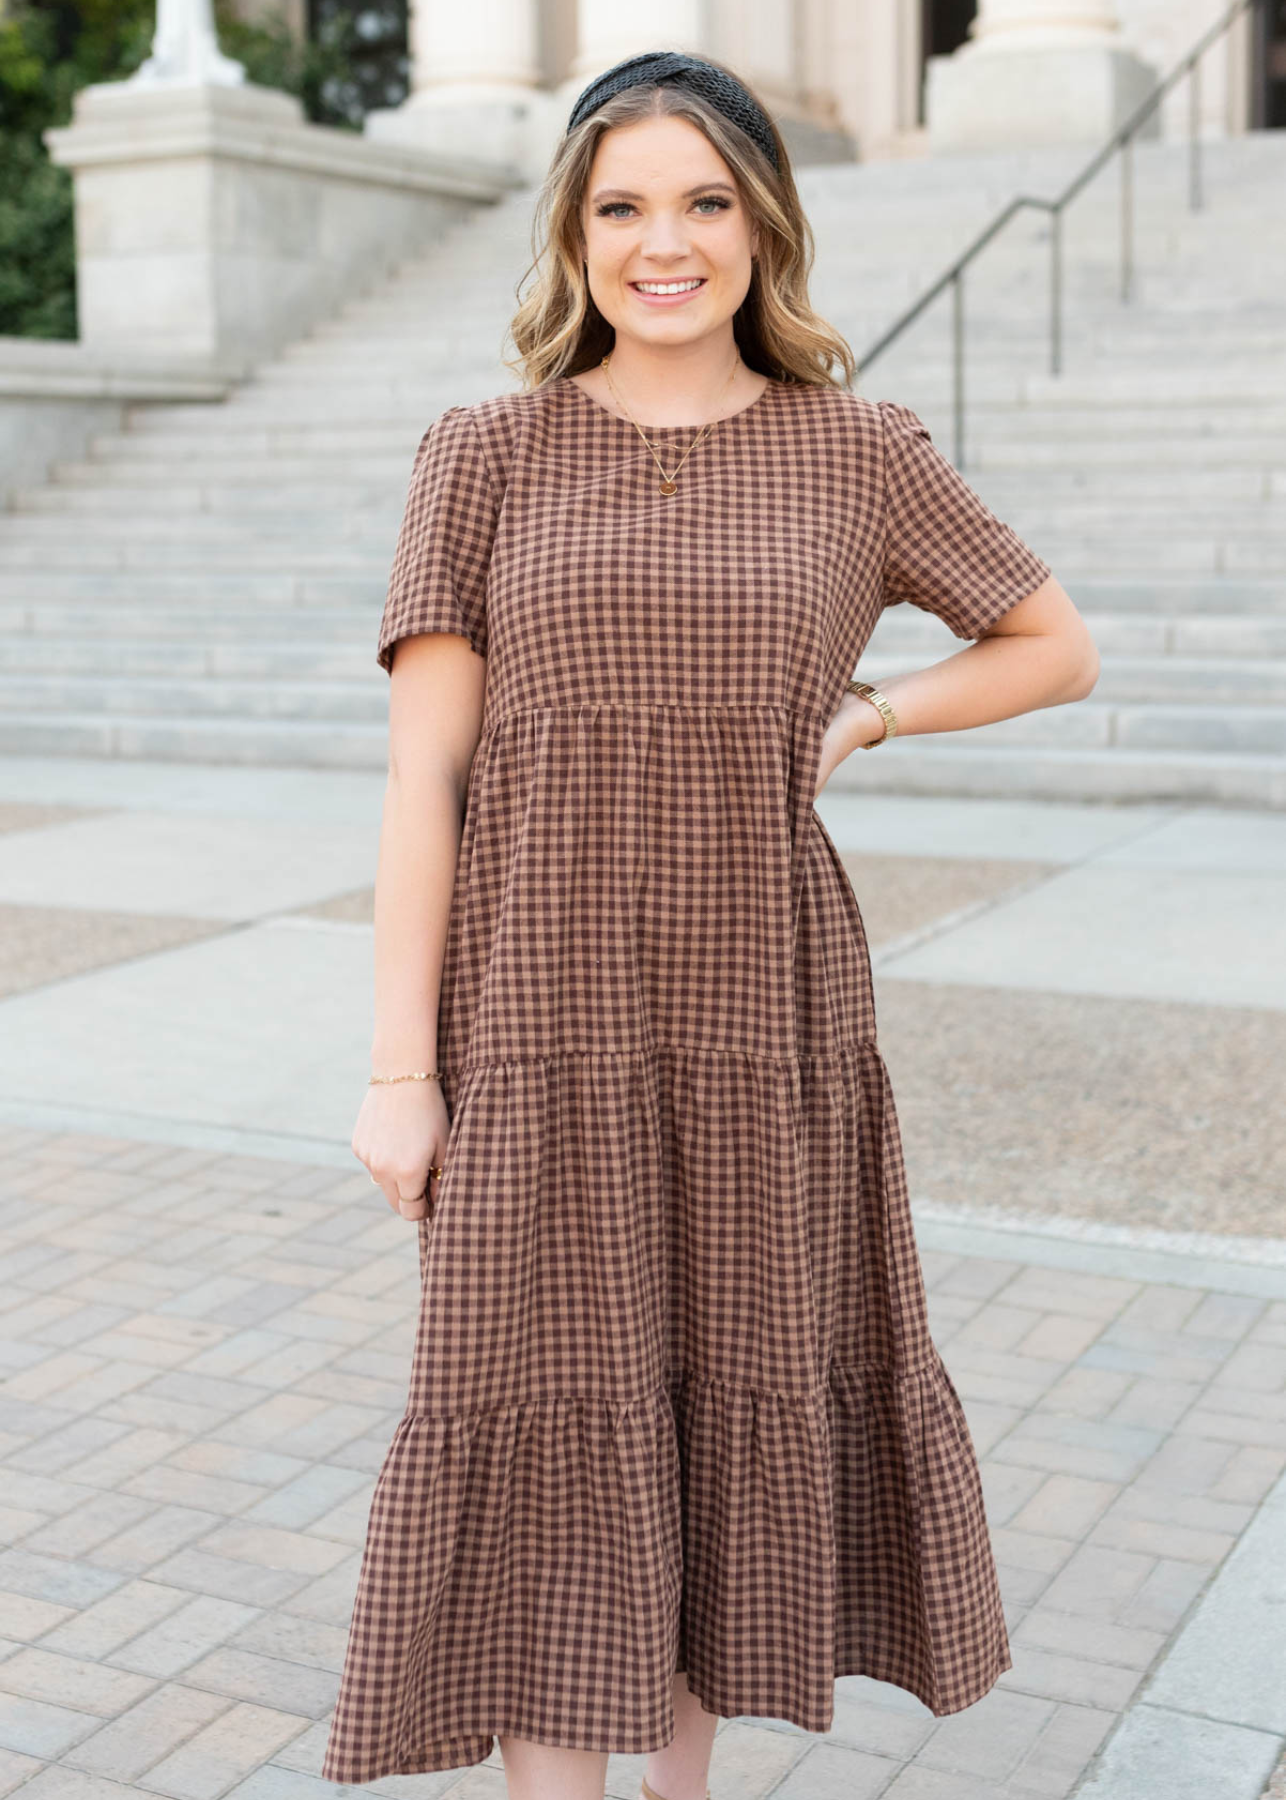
[857,0,1265,468]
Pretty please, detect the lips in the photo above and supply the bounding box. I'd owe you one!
[629,279,707,292]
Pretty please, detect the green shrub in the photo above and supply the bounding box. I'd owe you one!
[0,2,151,338]
[0,1,408,340]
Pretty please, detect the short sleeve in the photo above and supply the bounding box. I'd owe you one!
[376,404,498,674]
[879,399,1052,641]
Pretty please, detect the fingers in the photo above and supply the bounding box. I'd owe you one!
[377,1178,427,1221]
[394,1185,429,1223]
[363,1166,441,1223]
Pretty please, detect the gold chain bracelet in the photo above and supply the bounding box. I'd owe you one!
[369,1070,442,1085]
[846,679,899,749]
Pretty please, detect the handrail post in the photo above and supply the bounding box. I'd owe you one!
[1050,207,1063,377]
[1120,134,1133,303]
[953,270,965,469]
[1189,54,1202,210]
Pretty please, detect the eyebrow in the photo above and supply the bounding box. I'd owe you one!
[590,181,738,202]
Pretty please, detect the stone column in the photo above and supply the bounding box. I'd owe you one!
[926,0,1160,151]
[564,0,704,84]
[527,1,708,176]
[363,0,553,182]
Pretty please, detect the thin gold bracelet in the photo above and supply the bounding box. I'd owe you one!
[369,1070,442,1085]
[846,679,899,749]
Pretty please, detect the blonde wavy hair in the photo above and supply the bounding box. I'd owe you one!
[503,54,858,395]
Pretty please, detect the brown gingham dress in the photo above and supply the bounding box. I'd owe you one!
[320,373,1052,1781]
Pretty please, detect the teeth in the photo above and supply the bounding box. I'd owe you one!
[634,280,704,294]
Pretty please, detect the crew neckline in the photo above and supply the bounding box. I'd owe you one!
[558,371,781,433]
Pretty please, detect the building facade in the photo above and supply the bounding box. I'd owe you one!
[229,0,1284,173]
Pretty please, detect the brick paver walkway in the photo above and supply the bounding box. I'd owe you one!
[3,1127,1285,1799]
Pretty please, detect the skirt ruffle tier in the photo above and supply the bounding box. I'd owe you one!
[320,1042,1010,1781]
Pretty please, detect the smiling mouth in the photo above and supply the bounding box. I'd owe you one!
[629,278,708,294]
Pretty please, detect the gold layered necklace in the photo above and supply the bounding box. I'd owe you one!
[599,351,742,498]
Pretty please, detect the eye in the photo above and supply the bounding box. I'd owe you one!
[592,195,734,218]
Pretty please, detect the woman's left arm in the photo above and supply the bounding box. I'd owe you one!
[821,571,1099,776]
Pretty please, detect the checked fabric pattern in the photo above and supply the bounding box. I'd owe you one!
[321,375,1051,1780]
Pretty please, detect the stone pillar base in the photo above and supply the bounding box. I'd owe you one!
[43,78,511,372]
[926,40,1160,152]
[365,87,566,187]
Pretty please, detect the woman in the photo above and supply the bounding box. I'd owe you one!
[321,48,1099,1800]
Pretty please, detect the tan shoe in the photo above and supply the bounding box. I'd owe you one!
[639,1779,711,1800]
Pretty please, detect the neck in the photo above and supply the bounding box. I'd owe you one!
[601,339,746,417]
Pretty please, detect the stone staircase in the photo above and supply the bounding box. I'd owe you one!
[2,131,1283,805]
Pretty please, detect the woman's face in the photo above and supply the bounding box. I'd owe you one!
[579,114,760,352]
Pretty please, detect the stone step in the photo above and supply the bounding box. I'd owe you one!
[888,577,1285,615]
[833,266,1286,307]
[828,742,1286,809]
[244,333,516,373]
[0,540,390,570]
[115,394,480,430]
[0,636,374,678]
[961,703,1286,754]
[1007,539,1286,574]
[824,212,1286,242]
[978,470,1278,500]
[0,711,389,769]
[0,600,375,635]
[0,672,388,723]
[871,609,1286,657]
[821,211,1286,238]
[86,426,429,458]
[0,570,380,602]
[859,652,1286,704]
[4,491,404,524]
[48,458,413,487]
[1021,370,1286,404]
[967,437,1285,468]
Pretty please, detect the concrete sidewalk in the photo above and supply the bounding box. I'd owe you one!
[1,754,1284,1799]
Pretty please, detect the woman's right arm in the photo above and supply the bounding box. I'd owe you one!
[353,630,487,1224]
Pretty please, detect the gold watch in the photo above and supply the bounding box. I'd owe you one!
[846,679,898,749]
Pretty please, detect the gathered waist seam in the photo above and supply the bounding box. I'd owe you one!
[442,1042,881,1077]
[481,698,832,737]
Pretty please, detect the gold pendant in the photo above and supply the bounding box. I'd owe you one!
[660,479,677,496]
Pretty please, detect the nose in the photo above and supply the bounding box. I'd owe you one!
[639,217,693,260]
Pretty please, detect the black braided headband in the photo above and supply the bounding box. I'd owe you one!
[565,50,780,173]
